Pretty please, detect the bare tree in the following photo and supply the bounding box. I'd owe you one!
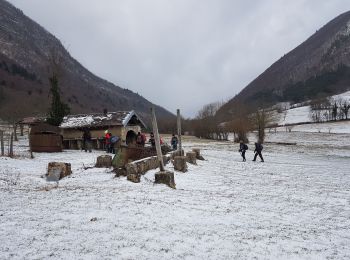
[226,101,251,143]
[192,101,225,140]
[341,102,350,120]
[252,109,274,143]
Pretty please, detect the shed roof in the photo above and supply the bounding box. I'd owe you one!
[60,110,147,129]
[19,117,46,125]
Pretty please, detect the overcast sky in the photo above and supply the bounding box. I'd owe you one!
[7,0,350,117]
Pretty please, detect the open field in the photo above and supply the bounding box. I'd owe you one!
[1,131,350,259]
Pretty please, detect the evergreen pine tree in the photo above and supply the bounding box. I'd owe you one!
[47,73,70,126]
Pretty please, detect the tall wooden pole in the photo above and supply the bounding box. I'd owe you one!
[177,109,182,156]
[151,106,165,171]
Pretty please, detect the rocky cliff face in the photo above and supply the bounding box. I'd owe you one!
[218,11,350,119]
[0,0,173,122]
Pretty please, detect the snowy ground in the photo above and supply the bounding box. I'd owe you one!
[1,132,350,259]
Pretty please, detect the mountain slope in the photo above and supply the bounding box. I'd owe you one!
[0,0,173,122]
[218,11,350,120]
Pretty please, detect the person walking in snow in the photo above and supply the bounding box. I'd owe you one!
[136,132,143,146]
[105,130,111,153]
[239,140,248,162]
[253,142,264,162]
[171,134,178,150]
[149,132,155,147]
[82,129,92,153]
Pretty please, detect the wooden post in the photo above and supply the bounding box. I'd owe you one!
[9,132,13,157]
[177,109,183,156]
[151,106,164,171]
[0,130,4,156]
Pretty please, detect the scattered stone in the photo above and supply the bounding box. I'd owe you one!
[95,155,112,168]
[173,156,188,172]
[186,151,197,165]
[161,144,172,154]
[154,170,176,189]
[171,149,184,159]
[192,148,205,160]
[125,163,138,175]
[46,162,72,182]
[114,167,127,177]
[127,173,141,183]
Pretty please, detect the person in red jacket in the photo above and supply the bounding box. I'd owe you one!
[105,130,111,153]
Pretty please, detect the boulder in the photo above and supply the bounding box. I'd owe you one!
[186,151,197,165]
[46,162,72,181]
[192,148,204,160]
[173,156,188,172]
[127,173,141,183]
[154,170,176,189]
[114,167,127,177]
[95,155,112,168]
[125,163,138,175]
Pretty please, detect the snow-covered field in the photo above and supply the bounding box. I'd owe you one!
[1,132,350,259]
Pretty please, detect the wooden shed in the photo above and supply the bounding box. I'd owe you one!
[29,122,62,152]
[60,110,147,150]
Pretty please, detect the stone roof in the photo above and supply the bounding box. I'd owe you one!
[60,110,146,129]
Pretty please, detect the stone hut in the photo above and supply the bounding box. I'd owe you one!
[60,110,146,150]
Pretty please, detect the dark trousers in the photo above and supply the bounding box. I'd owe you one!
[253,151,264,162]
[83,140,92,152]
[241,150,246,161]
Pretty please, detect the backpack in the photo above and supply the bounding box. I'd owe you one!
[244,144,248,150]
[136,135,142,144]
[110,136,119,144]
[259,144,263,151]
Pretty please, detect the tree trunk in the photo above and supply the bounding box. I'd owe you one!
[13,124,18,141]
[0,130,4,156]
[20,124,24,136]
[9,133,13,158]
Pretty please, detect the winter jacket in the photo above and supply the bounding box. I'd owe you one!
[239,143,248,152]
[254,143,263,152]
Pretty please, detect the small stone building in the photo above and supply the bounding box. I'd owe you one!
[60,110,147,150]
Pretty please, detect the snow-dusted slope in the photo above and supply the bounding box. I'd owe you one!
[275,91,350,129]
[278,106,311,125]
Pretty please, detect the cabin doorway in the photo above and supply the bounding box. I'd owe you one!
[126,130,137,146]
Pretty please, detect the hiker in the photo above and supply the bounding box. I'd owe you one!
[239,140,248,161]
[136,132,143,146]
[105,130,111,153]
[82,129,92,153]
[141,133,146,146]
[109,135,119,154]
[149,132,155,147]
[253,142,264,162]
[171,134,178,150]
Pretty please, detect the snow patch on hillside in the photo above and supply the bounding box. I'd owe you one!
[275,90,350,128]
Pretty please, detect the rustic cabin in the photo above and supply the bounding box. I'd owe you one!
[19,117,63,153]
[60,110,147,150]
